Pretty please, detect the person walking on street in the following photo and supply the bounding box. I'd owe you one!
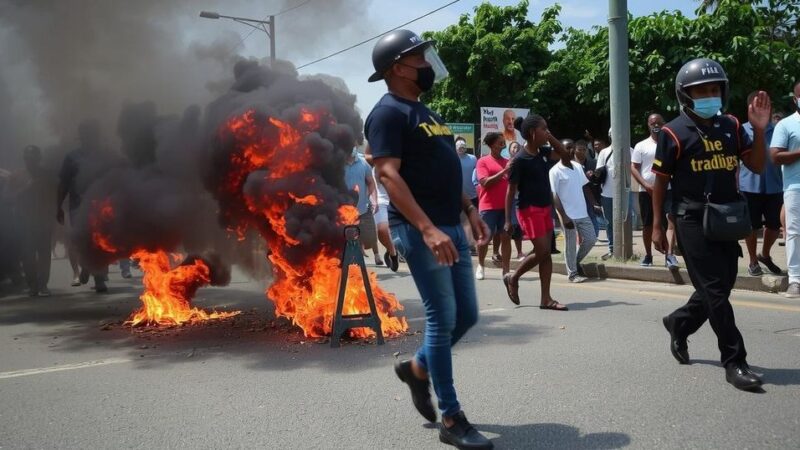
[365,29,493,449]
[364,145,400,272]
[344,147,382,266]
[740,91,784,277]
[549,140,598,283]
[594,138,615,259]
[56,121,110,293]
[475,132,511,279]
[632,113,679,269]
[653,58,769,391]
[771,80,800,297]
[502,114,569,311]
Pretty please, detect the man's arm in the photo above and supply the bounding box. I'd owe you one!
[375,157,459,265]
[631,158,650,193]
[741,127,766,174]
[365,166,377,210]
[504,182,517,233]
[479,165,509,188]
[652,174,670,253]
[771,147,800,165]
[552,192,572,228]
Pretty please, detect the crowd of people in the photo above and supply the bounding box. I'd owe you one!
[0,122,134,298]
[363,29,798,450]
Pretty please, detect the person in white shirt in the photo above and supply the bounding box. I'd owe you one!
[549,140,599,282]
[594,138,615,259]
[631,113,679,269]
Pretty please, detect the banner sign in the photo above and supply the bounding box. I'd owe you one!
[479,107,529,155]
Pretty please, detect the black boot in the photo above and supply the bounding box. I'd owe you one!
[439,411,493,449]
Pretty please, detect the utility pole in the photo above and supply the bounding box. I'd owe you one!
[608,0,633,260]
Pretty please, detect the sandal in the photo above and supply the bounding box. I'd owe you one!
[540,300,568,311]
[503,273,520,305]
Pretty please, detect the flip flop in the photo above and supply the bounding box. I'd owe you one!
[503,274,520,305]
[540,300,568,311]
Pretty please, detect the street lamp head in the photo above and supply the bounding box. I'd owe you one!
[199,11,220,19]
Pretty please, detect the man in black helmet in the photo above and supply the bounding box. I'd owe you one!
[652,58,771,391]
[365,30,493,449]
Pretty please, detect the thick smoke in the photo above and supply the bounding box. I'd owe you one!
[0,0,374,167]
[204,60,363,264]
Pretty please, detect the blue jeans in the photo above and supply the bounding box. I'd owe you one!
[601,196,614,252]
[390,223,479,418]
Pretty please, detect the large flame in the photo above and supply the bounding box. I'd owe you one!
[126,250,239,327]
[88,200,239,327]
[221,108,408,338]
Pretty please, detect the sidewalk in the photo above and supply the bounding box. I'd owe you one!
[475,228,790,294]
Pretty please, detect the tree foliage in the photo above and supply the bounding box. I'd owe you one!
[423,0,800,140]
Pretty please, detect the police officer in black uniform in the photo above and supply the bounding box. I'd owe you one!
[652,58,771,391]
[365,30,493,449]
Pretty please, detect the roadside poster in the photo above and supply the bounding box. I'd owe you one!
[447,123,476,154]
[479,107,529,155]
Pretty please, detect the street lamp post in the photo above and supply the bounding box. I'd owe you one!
[199,11,276,64]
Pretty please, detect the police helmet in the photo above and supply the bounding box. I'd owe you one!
[675,58,729,110]
[367,29,448,82]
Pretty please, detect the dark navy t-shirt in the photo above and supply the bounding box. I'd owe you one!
[653,112,752,213]
[509,146,554,209]
[365,93,462,226]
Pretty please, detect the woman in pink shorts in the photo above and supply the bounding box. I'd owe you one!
[502,114,569,311]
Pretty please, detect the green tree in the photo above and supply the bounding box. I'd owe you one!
[421,0,562,124]
[543,0,800,137]
[424,0,800,140]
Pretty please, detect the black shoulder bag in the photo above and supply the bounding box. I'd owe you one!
[702,169,751,241]
[591,148,613,185]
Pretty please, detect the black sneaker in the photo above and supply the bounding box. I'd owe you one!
[757,254,783,275]
[439,411,493,449]
[394,360,436,423]
[747,263,763,277]
[78,268,90,285]
[384,251,399,272]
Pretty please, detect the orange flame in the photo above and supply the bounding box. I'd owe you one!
[89,199,118,253]
[222,108,408,338]
[126,250,240,327]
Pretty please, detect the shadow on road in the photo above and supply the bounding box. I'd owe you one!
[693,359,800,387]
[566,300,640,311]
[476,422,631,449]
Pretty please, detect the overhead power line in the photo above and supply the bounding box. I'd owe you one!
[238,0,316,44]
[296,0,461,70]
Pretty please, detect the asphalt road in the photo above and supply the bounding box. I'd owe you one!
[1,257,799,449]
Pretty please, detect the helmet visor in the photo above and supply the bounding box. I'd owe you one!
[423,46,449,82]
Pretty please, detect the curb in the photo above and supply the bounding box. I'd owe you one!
[478,258,788,294]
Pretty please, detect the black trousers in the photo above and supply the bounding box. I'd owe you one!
[668,211,747,366]
[22,225,52,292]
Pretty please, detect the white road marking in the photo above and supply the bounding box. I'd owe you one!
[0,357,133,380]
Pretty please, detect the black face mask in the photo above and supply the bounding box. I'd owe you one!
[400,63,435,92]
[415,66,435,92]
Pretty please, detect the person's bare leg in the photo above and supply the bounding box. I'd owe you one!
[666,214,677,255]
[514,235,523,258]
[643,225,653,257]
[477,239,489,267]
[500,232,511,274]
[537,240,556,306]
[377,222,396,255]
[492,233,501,260]
[763,227,779,259]
[745,232,759,266]
[510,235,550,284]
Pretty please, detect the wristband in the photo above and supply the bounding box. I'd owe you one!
[465,204,477,214]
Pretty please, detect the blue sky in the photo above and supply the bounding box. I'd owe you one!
[232,0,701,116]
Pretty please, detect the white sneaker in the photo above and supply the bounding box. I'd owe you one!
[570,275,588,283]
[475,265,485,280]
